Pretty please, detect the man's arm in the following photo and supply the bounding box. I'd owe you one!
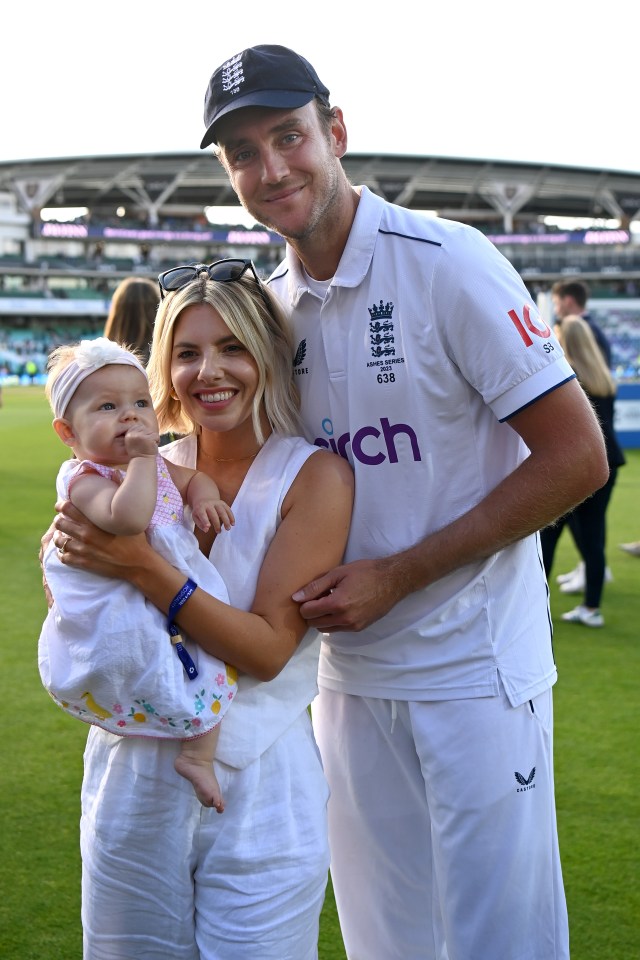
[293,378,609,631]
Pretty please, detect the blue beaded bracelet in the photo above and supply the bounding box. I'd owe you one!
[167,578,198,680]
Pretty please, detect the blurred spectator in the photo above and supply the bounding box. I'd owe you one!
[550,276,616,591]
[24,359,38,383]
[551,278,612,367]
[541,315,625,627]
[103,277,159,364]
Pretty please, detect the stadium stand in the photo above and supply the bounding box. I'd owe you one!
[1,151,639,381]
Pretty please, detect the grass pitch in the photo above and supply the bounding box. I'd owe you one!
[1,385,638,959]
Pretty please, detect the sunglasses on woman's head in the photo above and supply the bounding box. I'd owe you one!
[157,259,272,318]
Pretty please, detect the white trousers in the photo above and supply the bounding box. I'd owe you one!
[80,711,330,960]
[313,685,569,960]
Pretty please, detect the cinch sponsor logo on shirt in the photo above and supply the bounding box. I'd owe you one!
[314,417,422,465]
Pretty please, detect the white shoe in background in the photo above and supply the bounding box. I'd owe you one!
[556,562,584,586]
[561,605,604,628]
[557,563,613,595]
[619,542,640,557]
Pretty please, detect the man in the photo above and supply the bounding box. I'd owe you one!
[200,44,608,960]
[551,277,612,367]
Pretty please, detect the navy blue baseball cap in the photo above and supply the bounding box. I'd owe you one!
[200,44,330,149]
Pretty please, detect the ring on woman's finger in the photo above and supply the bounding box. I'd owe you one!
[58,537,70,557]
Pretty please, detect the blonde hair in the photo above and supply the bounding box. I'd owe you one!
[556,315,616,398]
[147,272,300,443]
[103,277,160,362]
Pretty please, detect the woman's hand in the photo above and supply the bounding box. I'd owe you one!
[53,499,152,582]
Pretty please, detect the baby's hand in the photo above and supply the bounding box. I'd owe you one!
[191,499,235,534]
[123,423,159,459]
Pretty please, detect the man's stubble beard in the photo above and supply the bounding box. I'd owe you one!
[237,159,343,246]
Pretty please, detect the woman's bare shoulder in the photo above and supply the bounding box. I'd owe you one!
[284,448,354,512]
[302,447,353,482]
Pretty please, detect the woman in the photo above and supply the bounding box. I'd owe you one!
[49,259,354,959]
[103,275,159,363]
[540,314,625,627]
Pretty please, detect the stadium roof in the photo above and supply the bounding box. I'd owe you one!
[2,152,640,228]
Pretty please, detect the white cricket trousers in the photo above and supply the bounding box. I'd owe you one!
[80,711,330,960]
[313,685,570,960]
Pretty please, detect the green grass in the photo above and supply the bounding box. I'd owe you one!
[1,385,638,959]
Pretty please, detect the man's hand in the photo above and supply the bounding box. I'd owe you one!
[292,556,404,633]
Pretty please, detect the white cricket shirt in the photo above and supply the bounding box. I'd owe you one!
[269,187,575,706]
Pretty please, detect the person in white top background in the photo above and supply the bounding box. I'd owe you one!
[196,43,609,960]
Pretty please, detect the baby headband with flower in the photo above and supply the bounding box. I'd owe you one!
[50,337,147,419]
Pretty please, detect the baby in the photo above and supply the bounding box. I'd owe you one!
[39,337,237,809]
